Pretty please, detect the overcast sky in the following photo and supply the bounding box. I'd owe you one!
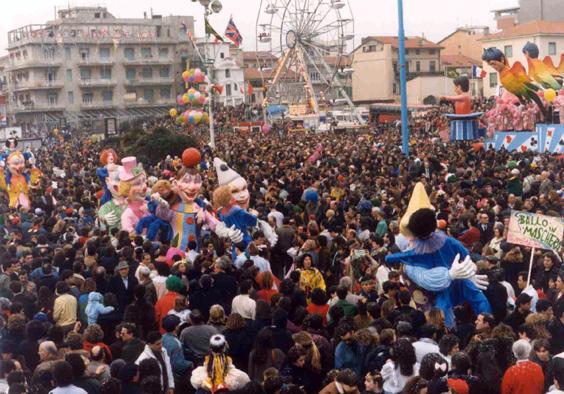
[0,0,518,55]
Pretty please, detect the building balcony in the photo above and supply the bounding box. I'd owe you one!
[80,101,117,110]
[8,35,178,49]
[78,79,118,88]
[122,57,174,65]
[124,98,175,107]
[12,79,64,92]
[12,102,64,113]
[78,58,116,66]
[7,60,62,70]
[124,77,174,86]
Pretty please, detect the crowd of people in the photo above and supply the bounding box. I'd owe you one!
[0,102,562,394]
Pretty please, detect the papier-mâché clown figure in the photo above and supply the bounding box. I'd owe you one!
[385,183,491,327]
[96,149,127,231]
[0,148,41,210]
[118,156,150,233]
[152,148,242,251]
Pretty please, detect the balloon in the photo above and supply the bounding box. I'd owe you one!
[193,111,202,124]
[261,124,271,134]
[175,116,184,126]
[202,112,209,124]
[182,71,190,82]
[182,94,189,104]
[545,88,556,102]
[169,108,177,117]
[182,112,189,123]
[198,95,206,105]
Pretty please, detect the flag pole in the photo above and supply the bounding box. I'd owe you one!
[397,0,409,156]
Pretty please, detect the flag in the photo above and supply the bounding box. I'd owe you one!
[472,65,487,79]
[247,82,254,96]
[205,18,224,42]
[225,16,243,47]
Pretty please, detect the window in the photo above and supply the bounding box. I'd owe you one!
[310,72,320,81]
[102,90,113,102]
[504,45,513,58]
[405,49,409,55]
[159,66,170,78]
[100,68,112,80]
[225,69,231,78]
[160,87,171,99]
[47,94,58,105]
[126,68,136,80]
[429,49,436,55]
[143,88,154,101]
[99,47,110,59]
[141,47,152,58]
[43,47,55,60]
[489,72,498,88]
[22,50,28,59]
[66,69,72,82]
[220,52,225,59]
[142,67,153,79]
[65,46,71,59]
[67,91,74,104]
[82,93,93,104]
[549,42,557,56]
[226,84,232,97]
[158,48,169,59]
[416,61,421,72]
[415,49,420,55]
[79,48,89,61]
[80,68,91,81]
[124,48,135,60]
[393,83,397,94]
[94,12,101,18]
[430,61,436,72]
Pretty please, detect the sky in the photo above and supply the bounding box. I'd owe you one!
[0,0,519,56]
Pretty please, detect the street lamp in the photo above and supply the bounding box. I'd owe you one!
[196,0,222,149]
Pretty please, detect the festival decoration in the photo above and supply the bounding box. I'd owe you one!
[385,183,492,327]
[212,157,277,259]
[169,108,178,118]
[96,149,127,231]
[118,157,150,233]
[152,148,243,252]
[167,68,211,126]
[0,147,41,210]
[544,88,557,103]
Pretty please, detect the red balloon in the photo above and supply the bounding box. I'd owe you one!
[182,148,201,168]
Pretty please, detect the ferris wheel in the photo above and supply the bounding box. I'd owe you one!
[256,0,363,123]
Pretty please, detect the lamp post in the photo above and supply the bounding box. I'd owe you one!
[195,0,222,149]
[397,0,409,156]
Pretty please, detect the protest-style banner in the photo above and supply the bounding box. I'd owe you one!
[507,210,563,286]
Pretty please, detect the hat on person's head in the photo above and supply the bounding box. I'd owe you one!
[115,261,129,272]
[65,207,74,216]
[209,334,227,353]
[214,157,242,186]
[34,208,44,216]
[511,168,520,176]
[506,160,518,170]
[447,378,469,394]
[165,275,183,293]
[33,312,49,322]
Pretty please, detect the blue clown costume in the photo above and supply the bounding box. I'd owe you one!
[385,183,491,327]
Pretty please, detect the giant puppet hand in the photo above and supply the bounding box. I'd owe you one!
[448,254,477,280]
[215,221,244,244]
[258,219,278,247]
[102,211,120,227]
[471,273,489,291]
[150,193,169,209]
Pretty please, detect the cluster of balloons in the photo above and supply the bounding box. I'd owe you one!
[181,68,206,84]
[169,68,211,126]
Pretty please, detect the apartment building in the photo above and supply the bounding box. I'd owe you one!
[352,36,443,103]
[5,6,194,130]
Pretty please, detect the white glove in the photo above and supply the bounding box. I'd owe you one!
[227,225,244,244]
[258,219,278,247]
[448,254,477,280]
[471,274,489,290]
[103,211,119,226]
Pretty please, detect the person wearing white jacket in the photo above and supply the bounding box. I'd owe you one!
[135,331,175,394]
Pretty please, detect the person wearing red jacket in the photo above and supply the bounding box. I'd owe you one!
[458,217,481,249]
[154,276,184,334]
[501,339,544,394]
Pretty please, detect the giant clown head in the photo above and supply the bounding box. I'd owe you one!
[118,157,147,202]
[7,151,26,177]
[213,158,250,210]
[99,149,122,200]
[173,171,202,203]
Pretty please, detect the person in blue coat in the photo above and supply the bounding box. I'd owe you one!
[162,315,193,388]
[385,183,491,327]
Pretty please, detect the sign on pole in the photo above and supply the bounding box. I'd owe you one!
[507,210,563,253]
